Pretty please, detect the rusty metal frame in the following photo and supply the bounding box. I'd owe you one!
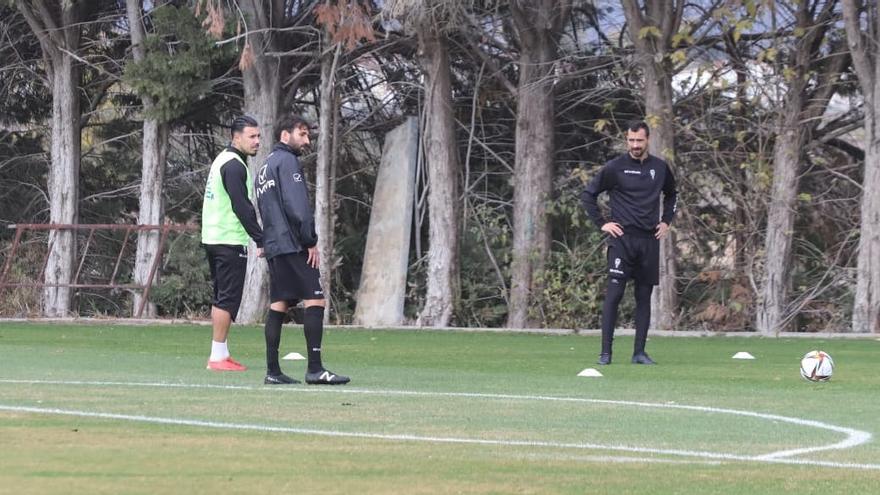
[0,224,198,317]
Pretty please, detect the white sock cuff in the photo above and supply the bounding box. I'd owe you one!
[210,340,230,361]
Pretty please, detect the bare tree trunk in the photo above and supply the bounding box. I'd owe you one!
[853,121,880,333]
[843,0,880,333]
[43,52,81,317]
[132,119,169,317]
[620,0,684,330]
[506,1,571,329]
[756,113,804,334]
[642,61,678,330]
[329,95,340,323]
[18,1,83,317]
[316,41,340,324]
[416,27,460,327]
[236,0,282,324]
[506,45,554,329]
[756,1,844,334]
[127,0,170,318]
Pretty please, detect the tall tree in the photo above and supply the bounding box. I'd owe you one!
[126,0,170,317]
[756,0,847,334]
[842,0,880,333]
[506,0,572,329]
[17,0,84,317]
[315,0,376,323]
[315,39,340,324]
[415,23,461,327]
[124,2,235,317]
[384,0,463,327]
[235,0,285,323]
[619,0,683,330]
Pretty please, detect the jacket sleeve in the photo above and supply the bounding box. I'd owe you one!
[661,165,677,225]
[580,165,614,230]
[278,155,318,249]
[220,160,264,247]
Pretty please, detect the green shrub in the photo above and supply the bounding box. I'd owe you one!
[151,234,212,318]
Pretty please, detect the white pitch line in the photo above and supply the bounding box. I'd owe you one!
[0,378,874,465]
[1,404,879,471]
[515,452,725,465]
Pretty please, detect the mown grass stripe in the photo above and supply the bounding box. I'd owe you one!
[0,378,873,467]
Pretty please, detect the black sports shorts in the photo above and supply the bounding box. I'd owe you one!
[606,232,660,285]
[203,243,248,321]
[268,251,325,304]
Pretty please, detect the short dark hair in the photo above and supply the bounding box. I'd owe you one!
[231,115,259,137]
[626,120,650,137]
[275,114,312,141]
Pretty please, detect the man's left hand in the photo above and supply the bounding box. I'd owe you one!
[307,246,320,269]
[655,222,670,239]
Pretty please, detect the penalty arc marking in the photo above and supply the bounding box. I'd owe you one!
[0,378,875,470]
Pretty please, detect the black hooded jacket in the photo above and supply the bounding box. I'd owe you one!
[255,142,317,259]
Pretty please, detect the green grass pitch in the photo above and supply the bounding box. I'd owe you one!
[1,322,878,494]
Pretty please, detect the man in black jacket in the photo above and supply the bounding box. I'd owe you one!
[255,114,350,385]
[581,120,677,365]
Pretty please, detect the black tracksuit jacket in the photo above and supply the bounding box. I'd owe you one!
[255,142,317,260]
[580,153,677,235]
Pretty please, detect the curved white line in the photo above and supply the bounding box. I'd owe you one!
[1,404,878,471]
[0,378,872,463]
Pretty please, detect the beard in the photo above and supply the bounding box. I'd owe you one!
[629,148,645,159]
[282,138,306,154]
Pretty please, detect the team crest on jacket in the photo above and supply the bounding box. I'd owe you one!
[650,169,656,180]
[293,173,303,182]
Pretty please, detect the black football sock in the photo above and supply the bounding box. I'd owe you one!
[303,306,325,373]
[633,282,654,355]
[601,278,627,355]
[265,309,286,375]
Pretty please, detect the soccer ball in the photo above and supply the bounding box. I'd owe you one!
[800,350,833,382]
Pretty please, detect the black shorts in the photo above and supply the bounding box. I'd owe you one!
[268,251,325,304]
[203,244,249,321]
[606,233,660,285]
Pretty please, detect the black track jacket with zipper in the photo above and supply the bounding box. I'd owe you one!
[580,153,677,235]
[255,142,317,260]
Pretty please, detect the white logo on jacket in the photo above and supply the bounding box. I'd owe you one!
[650,169,656,180]
[256,164,276,196]
[293,173,303,182]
